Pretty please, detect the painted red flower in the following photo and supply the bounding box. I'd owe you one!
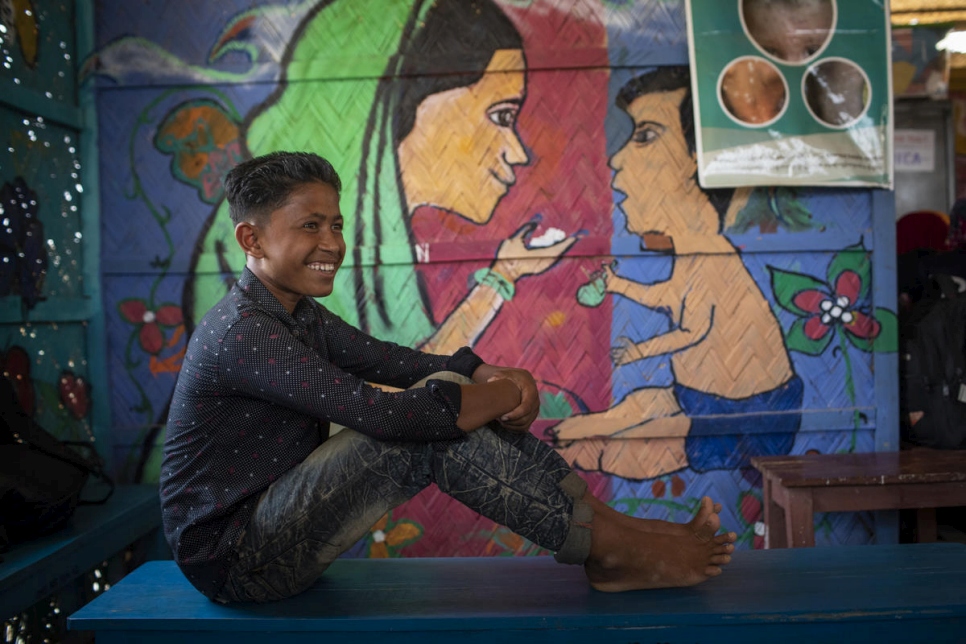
[670,474,686,497]
[739,491,762,526]
[59,371,90,420]
[791,270,879,344]
[1,345,34,414]
[769,243,897,355]
[119,299,183,355]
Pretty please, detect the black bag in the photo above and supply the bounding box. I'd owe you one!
[900,273,966,449]
[0,375,114,552]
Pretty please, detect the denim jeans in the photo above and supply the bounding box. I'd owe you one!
[215,372,592,603]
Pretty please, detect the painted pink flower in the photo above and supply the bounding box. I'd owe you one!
[119,299,183,355]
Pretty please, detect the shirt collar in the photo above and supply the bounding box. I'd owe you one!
[237,268,315,326]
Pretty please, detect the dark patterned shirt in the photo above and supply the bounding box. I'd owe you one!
[160,268,483,599]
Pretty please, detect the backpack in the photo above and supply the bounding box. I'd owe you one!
[0,375,114,552]
[900,273,966,449]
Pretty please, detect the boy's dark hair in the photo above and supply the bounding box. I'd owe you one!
[224,151,342,225]
[616,67,734,227]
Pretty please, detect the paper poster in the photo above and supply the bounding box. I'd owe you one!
[894,129,935,173]
[685,0,893,188]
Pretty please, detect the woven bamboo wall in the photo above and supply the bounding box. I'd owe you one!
[91,0,896,555]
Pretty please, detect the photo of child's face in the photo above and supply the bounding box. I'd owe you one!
[719,57,787,126]
[742,0,834,63]
[804,59,869,127]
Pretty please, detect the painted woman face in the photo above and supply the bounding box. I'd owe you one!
[397,49,528,224]
[609,88,715,243]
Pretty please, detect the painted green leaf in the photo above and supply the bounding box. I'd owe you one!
[844,308,898,353]
[785,318,833,355]
[729,187,819,234]
[848,307,899,353]
[872,308,899,352]
[826,245,870,303]
[538,391,575,419]
[768,266,827,316]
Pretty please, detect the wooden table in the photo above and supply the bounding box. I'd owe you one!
[69,545,966,643]
[752,450,966,548]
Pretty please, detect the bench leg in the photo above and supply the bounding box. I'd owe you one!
[763,477,788,549]
[916,508,938,543]
[785,489,816,547]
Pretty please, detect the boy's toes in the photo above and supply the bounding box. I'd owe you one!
[710,554,732,566]
[704,565,723,577]
[712,542,734,555]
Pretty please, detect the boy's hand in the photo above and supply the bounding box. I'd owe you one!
[473,364,540,431]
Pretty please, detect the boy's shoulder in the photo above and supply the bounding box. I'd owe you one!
[194,282,261,336]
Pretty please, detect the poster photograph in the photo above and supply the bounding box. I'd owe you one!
[685,0,893,188]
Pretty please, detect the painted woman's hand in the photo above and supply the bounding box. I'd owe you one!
[610,336,644,366]
[492,221,578,282]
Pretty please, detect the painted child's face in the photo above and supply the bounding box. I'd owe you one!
[609,88,715,243]
[398,49,528,224]
[249,181,346,312]
[743,0,833,62]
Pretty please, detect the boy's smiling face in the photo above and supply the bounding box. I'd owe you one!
[238,180,345,313]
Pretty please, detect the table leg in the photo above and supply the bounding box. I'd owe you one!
[785,488,816,547]
[763,477,788,549]
[916,508,938,542]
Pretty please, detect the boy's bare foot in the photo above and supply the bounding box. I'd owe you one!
[586,494,737,546]
[584,504,733,592]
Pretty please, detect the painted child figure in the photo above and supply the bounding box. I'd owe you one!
[551,69,803,480]
[160,151,736,603]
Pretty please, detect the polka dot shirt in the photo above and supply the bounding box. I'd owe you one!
[160,268,483,598]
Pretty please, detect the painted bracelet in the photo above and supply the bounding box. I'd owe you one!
[473,268,515,301]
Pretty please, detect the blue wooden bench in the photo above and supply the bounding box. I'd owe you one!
[1,484,163,620]
[69,542,966,643]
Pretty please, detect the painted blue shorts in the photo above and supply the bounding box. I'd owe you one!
[676,375,804,472]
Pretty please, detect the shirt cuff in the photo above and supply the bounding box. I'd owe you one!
[426,378,463,421]
[445,347,485,379]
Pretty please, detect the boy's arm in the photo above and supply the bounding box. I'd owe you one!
[469,363,541,431]
[220,315,467,443]
[317,304,475,387]
[456,378,523,432]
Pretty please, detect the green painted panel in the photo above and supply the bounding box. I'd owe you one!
[0,320,95,443]
[0,102,85,309]
[0,0,77,105]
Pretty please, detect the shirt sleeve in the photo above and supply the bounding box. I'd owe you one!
[217,312,466,442]
[315,304,484,387]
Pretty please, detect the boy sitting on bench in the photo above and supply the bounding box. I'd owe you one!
[159,151,737,603]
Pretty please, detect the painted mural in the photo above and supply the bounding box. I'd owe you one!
[88,0,897,556]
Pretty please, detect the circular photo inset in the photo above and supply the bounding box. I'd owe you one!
[741,0,835,64]
[718,56,788,126]
[803,58,870,127]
